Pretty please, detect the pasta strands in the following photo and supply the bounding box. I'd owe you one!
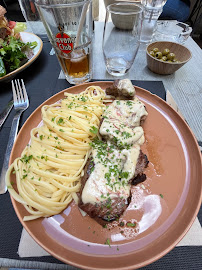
[6,86,106,221]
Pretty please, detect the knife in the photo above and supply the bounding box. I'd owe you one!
[166,90,202,152]
[0,100,13,129]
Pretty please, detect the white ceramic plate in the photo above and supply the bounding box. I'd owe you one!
[0,32,43,83]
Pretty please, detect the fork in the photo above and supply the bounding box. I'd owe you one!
[0,79,29,194]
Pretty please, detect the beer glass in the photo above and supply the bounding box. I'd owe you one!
[36,0,93,85]
[103,3,143,76]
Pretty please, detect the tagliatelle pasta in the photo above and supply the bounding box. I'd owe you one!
[6,86,106,221]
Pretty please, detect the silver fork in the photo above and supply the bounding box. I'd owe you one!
[0,79,29,194]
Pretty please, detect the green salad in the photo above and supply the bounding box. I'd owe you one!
[0,36,37,77]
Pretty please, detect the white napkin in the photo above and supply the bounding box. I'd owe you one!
[58,70,65,80]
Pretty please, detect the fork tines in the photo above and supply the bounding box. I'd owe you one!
[11,79,29,105]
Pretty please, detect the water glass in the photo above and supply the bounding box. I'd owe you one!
[154,21,192,44]
[18,0,48,40]
[103,3,143,76]
[36,0,93,85]
[140,0,167,43]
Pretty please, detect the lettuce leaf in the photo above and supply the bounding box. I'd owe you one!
[14,22,27,33]
[0,36,37,72]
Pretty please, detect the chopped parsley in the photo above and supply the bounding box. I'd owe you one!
[20,155,33,164]
[122,131,132,139]
[57,118,64,125]
[89,126,98,134]
[104,238,111,247]
[126,100,133,107]
[81,96,87,102]
[119,221,125,227]
[67,102,74,109]
[126,222,136,227]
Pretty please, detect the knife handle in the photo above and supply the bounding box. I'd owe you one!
[0,111,21,194]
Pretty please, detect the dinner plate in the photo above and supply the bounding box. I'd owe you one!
[9,82,202,270]
[0,32,43,83]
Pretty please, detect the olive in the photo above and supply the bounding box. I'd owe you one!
[162,56,167,61]
[162,48,170,56]
[167,52,175,61]
[155,52,162,59]
[153,48,159,53]
[149,50,155,57]
[172,58,178,63]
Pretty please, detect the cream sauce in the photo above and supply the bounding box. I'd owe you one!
[116,79,136,97]
[82,98,148,205]
[82,144,131,204]
[100,98,148,132]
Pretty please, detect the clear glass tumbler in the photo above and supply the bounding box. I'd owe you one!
[103,3,143,76]
[140,0,167,43]
[18,0,48,40]
[35,0,93,85]
[154,21,192,44]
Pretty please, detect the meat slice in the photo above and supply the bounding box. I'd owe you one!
[130,150,149,185]
[79,79,149,223]
[106,79,135,99]
[79,150,148,222]
[0,27,7,39]
[79,196,128,222]
[99,99,148,144]
[135,150,149,176]
[0,6,8,40]
[79,157,129,222]
[0,5,6,18]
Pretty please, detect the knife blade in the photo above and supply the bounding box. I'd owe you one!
[0,100,13,129]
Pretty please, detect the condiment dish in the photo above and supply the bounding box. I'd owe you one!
[146,41,192,75]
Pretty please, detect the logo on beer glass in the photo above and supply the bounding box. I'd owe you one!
[56,23,74,54]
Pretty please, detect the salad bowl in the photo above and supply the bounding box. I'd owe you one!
[0,32,43,83]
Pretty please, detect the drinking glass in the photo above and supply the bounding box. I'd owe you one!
[103,3,143,76]
[154,21,192,44]
[140,0,167,43]
[35,0,93,85]
[18,0,48,40]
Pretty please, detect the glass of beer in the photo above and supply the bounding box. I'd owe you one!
[36,0,93,84]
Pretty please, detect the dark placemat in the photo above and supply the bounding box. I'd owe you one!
[53,79,166,100]
[0,41,201,269]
